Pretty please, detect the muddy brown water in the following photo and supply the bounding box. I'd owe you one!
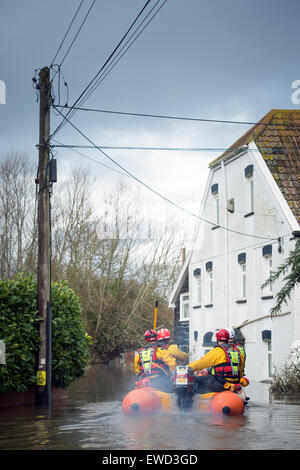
[0,363,299,451]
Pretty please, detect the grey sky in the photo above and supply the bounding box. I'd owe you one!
[1,0,300,230]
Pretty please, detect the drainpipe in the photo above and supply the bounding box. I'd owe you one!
[221,160,229,326]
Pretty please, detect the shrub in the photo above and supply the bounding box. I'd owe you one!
[51,281,92,388]
[0,275,92,393]
[0,276,40,393]
[270,347,300,396]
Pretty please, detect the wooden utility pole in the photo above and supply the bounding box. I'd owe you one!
[36,66,52,406]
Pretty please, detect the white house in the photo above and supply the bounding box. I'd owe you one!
[169,109,300,382]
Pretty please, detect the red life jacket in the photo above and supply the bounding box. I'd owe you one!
[137,345,170,378]
[157,342,169,351]
[211,344,241,382]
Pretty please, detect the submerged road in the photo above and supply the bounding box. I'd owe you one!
[0,363,299,450]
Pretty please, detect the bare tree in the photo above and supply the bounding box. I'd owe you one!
[0,152,36,278]
[0,152,187,361]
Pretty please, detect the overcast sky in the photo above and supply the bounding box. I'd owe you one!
[1,0,300,236]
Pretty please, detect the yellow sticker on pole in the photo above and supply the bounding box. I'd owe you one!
[36,371,46,386]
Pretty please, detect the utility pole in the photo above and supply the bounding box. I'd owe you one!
[36,66,52,407]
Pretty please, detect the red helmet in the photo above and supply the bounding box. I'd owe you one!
[144,329,157,343]
[216,329,229,342]
[157,328,170,342]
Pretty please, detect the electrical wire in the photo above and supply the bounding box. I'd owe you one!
[52,138,282,218]
[69,0,168,114]
[49,0,166,141]
[52,107,278,242]
[50,0,97,87]
[50,0,85,67]
[56,0,97,69]
[52,104,300,130]
[50,143,300,152]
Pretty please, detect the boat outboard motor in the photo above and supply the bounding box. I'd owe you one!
[174,366,195,411]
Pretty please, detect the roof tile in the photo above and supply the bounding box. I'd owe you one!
[210,109,300,226]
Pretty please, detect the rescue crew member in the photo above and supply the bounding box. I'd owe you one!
[188,329,243,393]
[156,328,188,372]
[134,329,175,392]
[226,327,249,388]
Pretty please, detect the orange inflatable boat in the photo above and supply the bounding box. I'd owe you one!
[122,387,246,416]
[122,367,248,417]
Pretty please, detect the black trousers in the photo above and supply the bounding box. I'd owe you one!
[194,375,226,393]
[149,375,174,393]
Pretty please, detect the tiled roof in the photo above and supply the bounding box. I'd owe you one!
[210,109,300,226]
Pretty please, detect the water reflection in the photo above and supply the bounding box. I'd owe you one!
[0,363,300,450]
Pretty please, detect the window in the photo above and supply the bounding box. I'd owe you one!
[180,293,189,321]
[237,253,246,299]
[268,258,273,292]
[262,330,272,377]
[242,263,246,298]
[193,268,201,306]
[202,332,216,347]
[216,195,220,225]
[244,165,254,215]
[205,262,213,306]
[250,178,254,212]
[262,245,273,297]
[268,340,273,377]
[211,184,220,226]
[196,277,201,304]
[209,271,213,303]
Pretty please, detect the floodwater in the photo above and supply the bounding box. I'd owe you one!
[0,363,300,451]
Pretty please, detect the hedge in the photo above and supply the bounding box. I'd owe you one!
[0,275,92,393]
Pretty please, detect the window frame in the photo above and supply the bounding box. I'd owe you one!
[196,276,201,305]
[180,293,190,321]
[209,270,213,303]
[261,250,274,298]
[242,262,247,299]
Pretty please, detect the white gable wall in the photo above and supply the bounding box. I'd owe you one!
[188,144,299,382]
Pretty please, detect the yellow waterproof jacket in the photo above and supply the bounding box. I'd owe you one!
[188,346,245,382]
[134,346,176,377]
[165,344,188,371]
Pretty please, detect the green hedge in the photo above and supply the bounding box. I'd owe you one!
[0,275,92,393]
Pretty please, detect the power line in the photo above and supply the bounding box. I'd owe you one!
[50,0,85,67]
[52,103,300,130]
[52,138,127,176]
[56,0,97,69]
[70,0,168,114]
[52,107,278,242]
[50,0,97,86]
[50,143,300,152]
[49,0,156,141]
[54,0,168,137]
[52,138,282,218]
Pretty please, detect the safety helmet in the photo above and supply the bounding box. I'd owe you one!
[144,329,158,343]
[216,329,229,342]
[226,327,235,340]
[157,328,170,342]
